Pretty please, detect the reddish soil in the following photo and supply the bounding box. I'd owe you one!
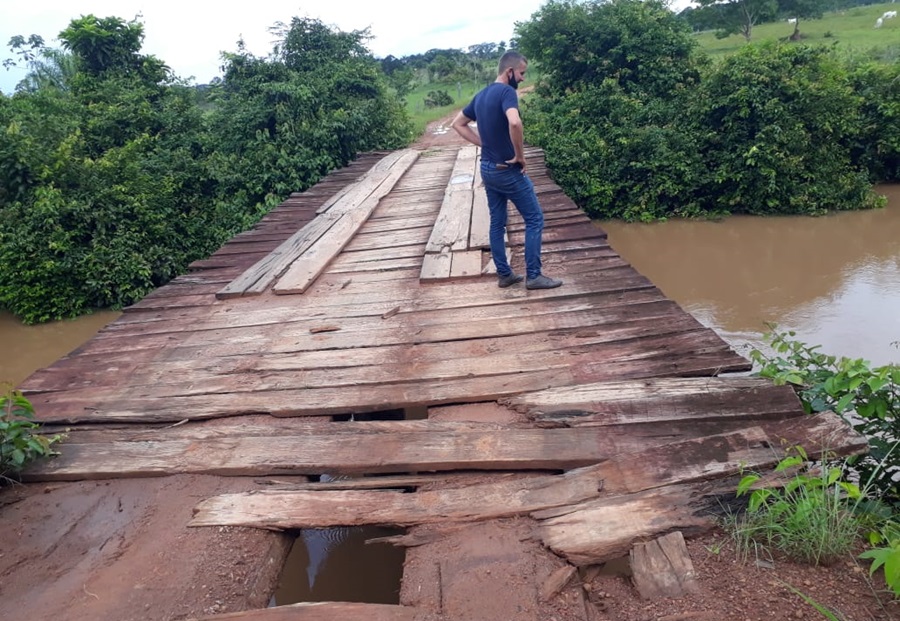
[0,120,897,620]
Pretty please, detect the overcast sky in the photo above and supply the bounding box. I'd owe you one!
[1,1,693,94]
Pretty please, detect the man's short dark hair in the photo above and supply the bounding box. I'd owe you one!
[498,51,526,74]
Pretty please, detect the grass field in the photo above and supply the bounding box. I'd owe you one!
[693,2,900,57]
[404,81,487,134]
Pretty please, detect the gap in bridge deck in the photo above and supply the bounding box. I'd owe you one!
[330,405,428,422]
[271,525,406,607]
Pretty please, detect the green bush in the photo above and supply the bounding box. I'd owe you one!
[846,60,900,182]
[730,446,863,566]
[750,328,900,506]
[424,90,453,108]
[692,43,882,215]
[0,388,63,481]
[526,82,710,221]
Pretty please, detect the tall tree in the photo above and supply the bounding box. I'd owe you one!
[59,15,167,83]
[695,0,778,41]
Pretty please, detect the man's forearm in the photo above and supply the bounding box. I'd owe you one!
[510,122,526,163]
[451,114,482,146]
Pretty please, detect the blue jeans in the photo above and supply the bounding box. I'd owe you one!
[480,163,544,280]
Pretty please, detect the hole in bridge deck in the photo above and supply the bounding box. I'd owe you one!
[271,405,425,606]
[271,526,406,606]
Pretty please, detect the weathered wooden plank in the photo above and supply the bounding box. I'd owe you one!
[65,302,717,381]
[424,147,477,253]
[449,250,482,279]
[25,425,660,481]
[217,150,415,299]
[273,150,420,294]
[425,188,473,253]
[25,376,832,483]
[112,261,642,332]
[501,377,803,425]
[186,602,421,621]
[186,427,778,530]
[26,329,750,424]
[189,465,604,529]
[469,189,491,249]
[21,293,675,393]
[215,211,341,299]
[419,251,452,281]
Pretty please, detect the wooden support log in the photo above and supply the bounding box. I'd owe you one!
[630,531,699,600]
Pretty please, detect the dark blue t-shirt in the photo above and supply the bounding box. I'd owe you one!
[462,83,519,165]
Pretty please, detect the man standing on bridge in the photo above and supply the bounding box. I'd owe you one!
[451,51,562,290]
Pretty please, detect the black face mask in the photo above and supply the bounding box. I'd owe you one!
[507,69,519,90]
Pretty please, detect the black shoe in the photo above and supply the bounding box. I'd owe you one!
[526,274,563,290]
[498,273,525,288]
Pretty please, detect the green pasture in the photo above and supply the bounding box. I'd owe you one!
[404,80,487,134]
[693,2,900,57]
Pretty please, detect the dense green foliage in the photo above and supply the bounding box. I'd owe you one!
[207,18,412,213]
[517,0,895,222]
[0,15,412,323]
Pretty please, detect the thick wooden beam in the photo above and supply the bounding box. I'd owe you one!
[189,466,604,529]
[501,377,803,425]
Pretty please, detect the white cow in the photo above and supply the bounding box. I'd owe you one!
[787,17,797,24]
[875,17,883,28]
[883,10,897,18]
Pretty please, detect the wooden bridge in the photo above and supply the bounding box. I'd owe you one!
[3,143,865,621]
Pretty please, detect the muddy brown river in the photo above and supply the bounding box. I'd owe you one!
[0,185,897,391]
[602,184,900,368]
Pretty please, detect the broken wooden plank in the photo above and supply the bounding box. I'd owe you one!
[187,415,860,531]
[535,481,718,566]
[273,150,420,294]
[189,466,604,530]
[630,531,699,600]
[186,602,421,621]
